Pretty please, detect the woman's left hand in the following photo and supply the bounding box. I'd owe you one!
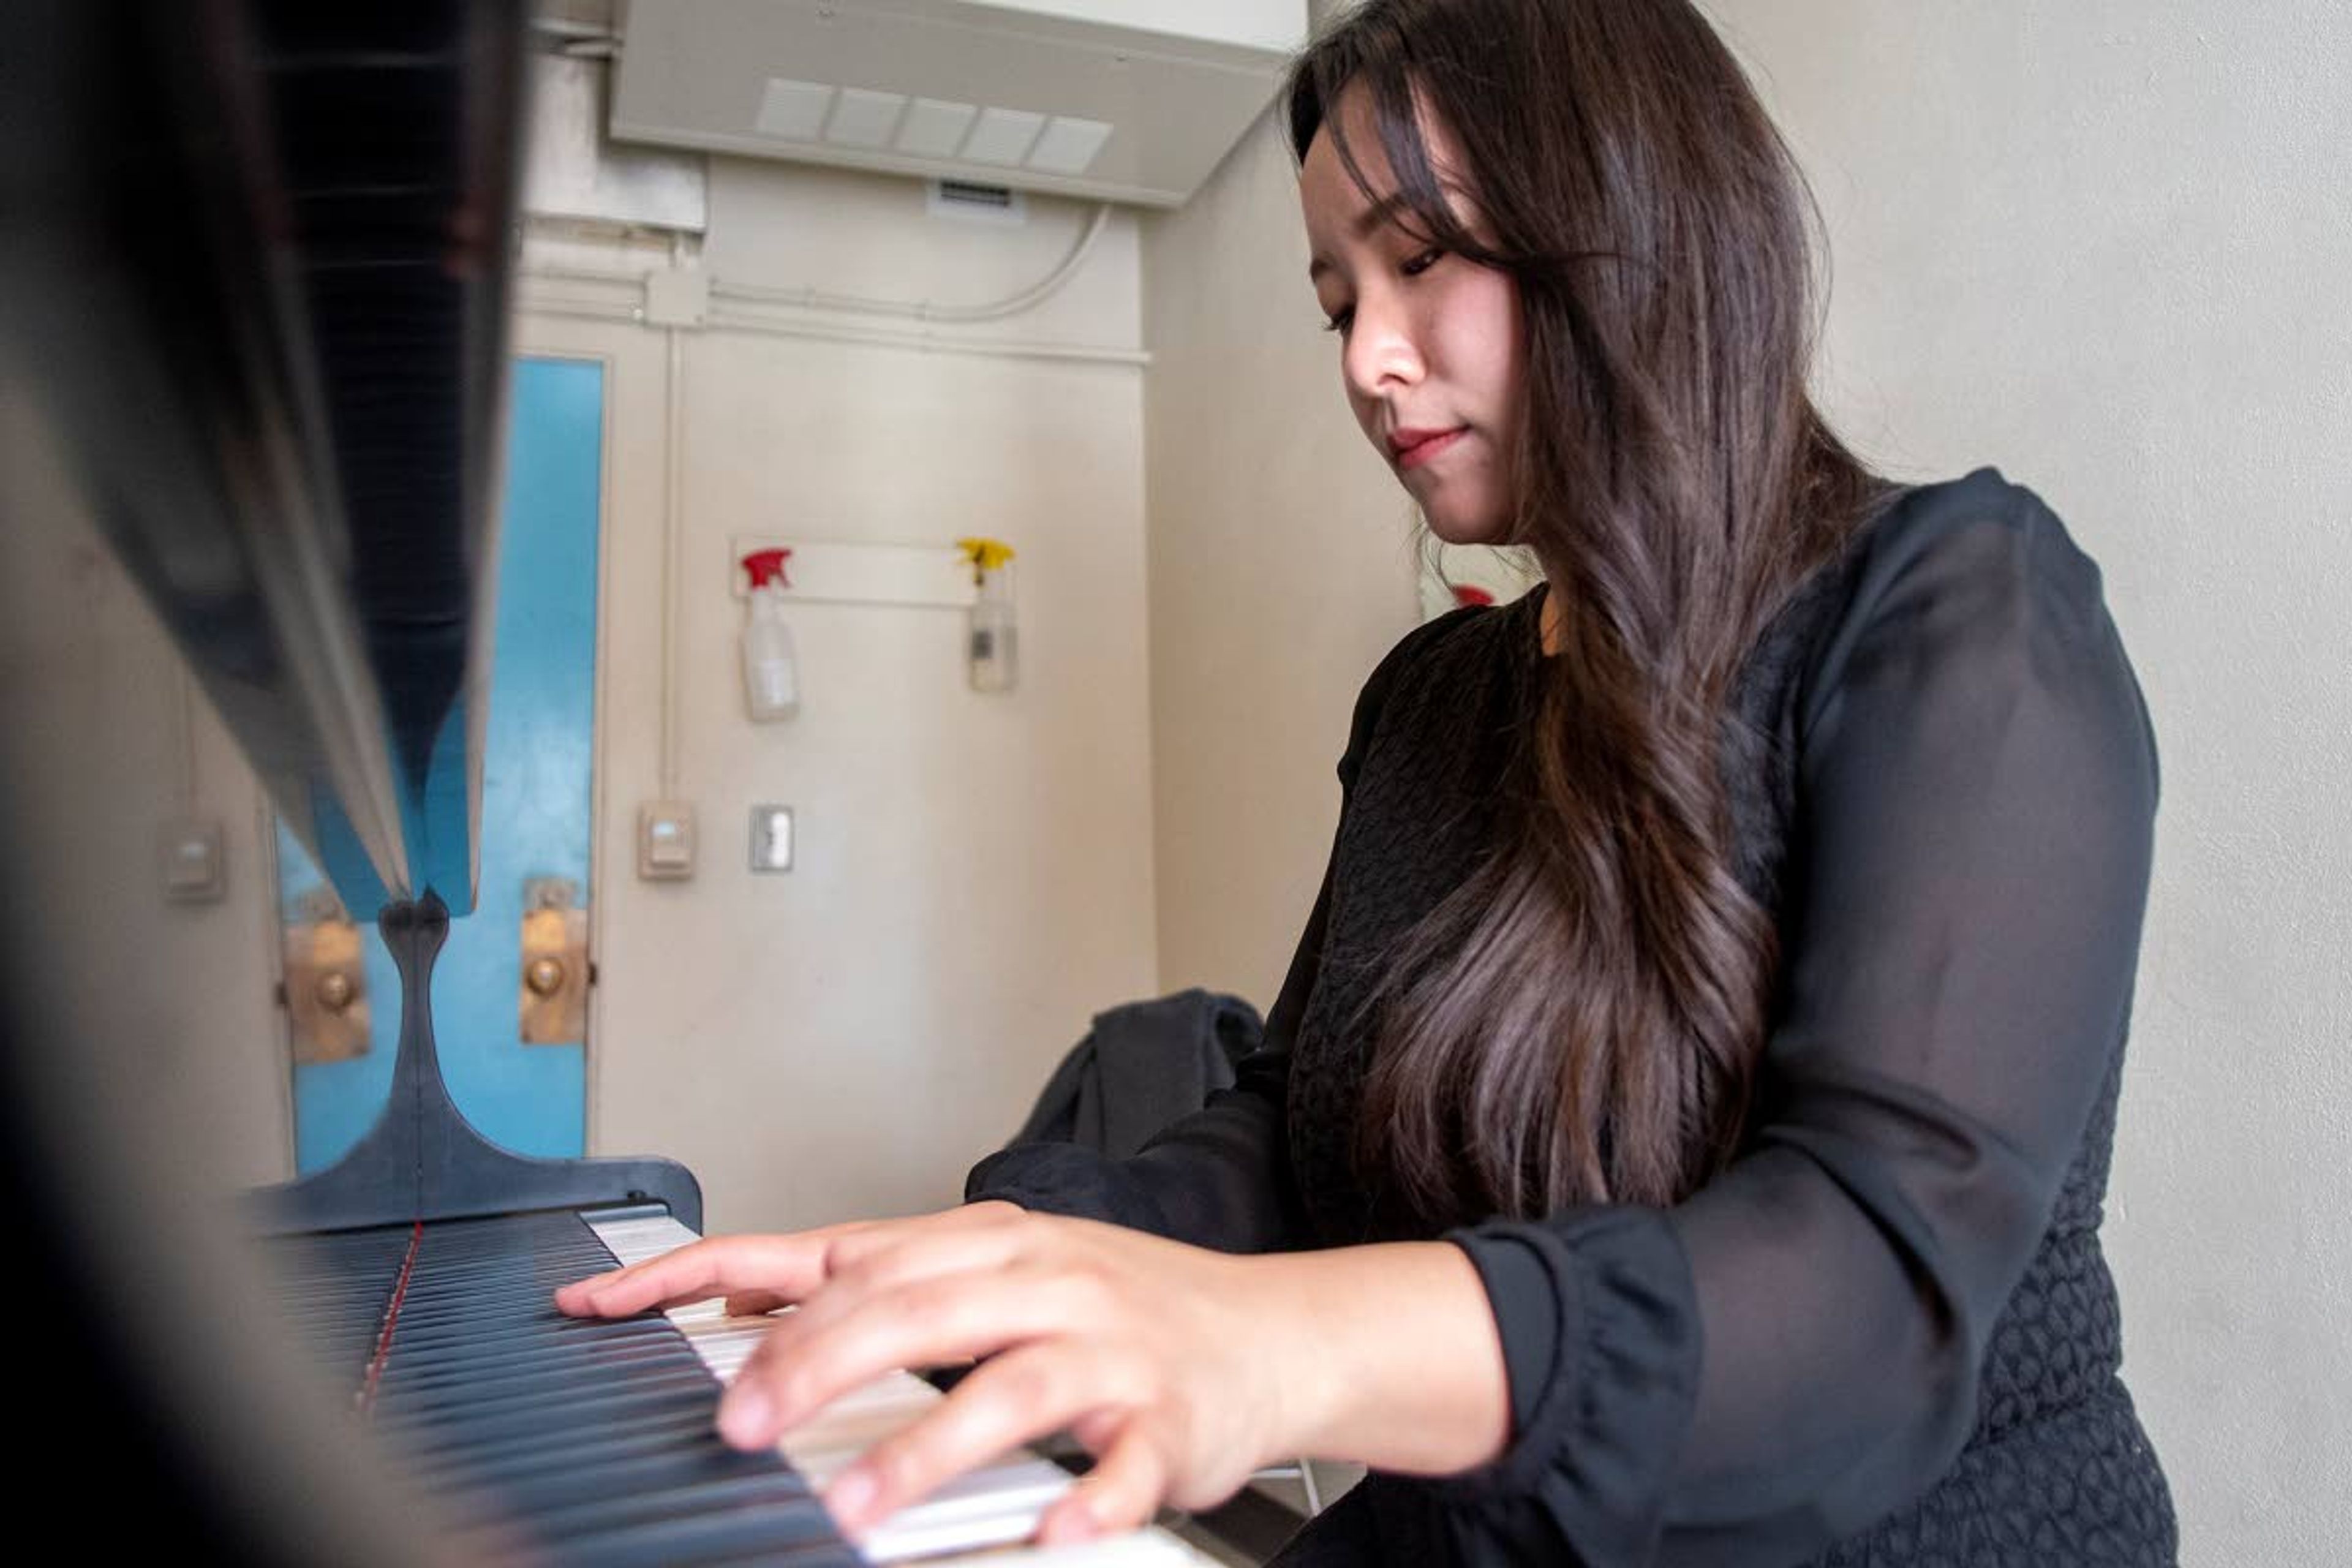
[554,1200,1362,1545]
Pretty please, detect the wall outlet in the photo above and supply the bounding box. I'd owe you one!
[638,801,696,880]
[159,816,225,903]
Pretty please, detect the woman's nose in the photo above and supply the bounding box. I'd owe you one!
[1343,298,1421,399]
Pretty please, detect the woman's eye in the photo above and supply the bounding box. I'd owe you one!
[1320,307,1354,334]
[1401,247,1445,277]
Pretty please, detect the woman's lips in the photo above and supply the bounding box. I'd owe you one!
[1394,428,1468,471]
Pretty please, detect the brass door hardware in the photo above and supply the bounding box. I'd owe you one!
[519,876,589,1045]
[284,886,369,1064]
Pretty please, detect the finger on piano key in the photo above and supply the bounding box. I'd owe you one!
[580,1205,1020,1321]
[556,1231,839,1319]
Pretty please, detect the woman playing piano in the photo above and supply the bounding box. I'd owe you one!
[560,1,2178,1561]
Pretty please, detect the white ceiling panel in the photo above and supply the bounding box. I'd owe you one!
[612,0,1305,208]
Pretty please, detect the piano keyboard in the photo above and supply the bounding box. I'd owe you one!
[267,1207,1222,1568]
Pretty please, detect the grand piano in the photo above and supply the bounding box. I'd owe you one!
[0,4,1220,1562]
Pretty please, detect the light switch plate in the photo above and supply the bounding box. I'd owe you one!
[638,801,696,880]
[750,805,794,872]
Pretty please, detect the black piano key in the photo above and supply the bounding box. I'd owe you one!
[386,1312,695,1362]
[527,1496,858,1568]
[398,1406,726,1491]
[374,1373,729,1451]
[384,1316,683,1363]
[375,1339,707,1407]
[381,1329,676,1377]
[466,1439,794,1520]
[390,1373,707,1442]
[526,1472,828,1544]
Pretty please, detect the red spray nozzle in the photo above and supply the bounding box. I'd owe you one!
[1451,584,1496,608]
[743,548,793,589]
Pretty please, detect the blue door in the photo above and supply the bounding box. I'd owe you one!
[284,356,604,1172]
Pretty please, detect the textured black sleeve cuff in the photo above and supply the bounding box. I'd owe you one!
[1434,1208,1703,1566]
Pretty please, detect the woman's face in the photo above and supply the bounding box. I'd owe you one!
[1300,85,1525,546]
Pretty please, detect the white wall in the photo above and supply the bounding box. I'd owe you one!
[1144,0,2352,1557]
[517,153,1164,1235]
[1706,2,2352,1556]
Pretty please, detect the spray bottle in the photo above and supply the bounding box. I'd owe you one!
[740,548,799,722]
[956,537,1017,694]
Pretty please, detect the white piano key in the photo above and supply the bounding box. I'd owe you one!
[584,1210,1223,1567]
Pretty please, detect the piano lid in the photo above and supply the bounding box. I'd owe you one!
[0,0,527,917]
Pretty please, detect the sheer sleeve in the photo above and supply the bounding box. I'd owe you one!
[1438,484,2160,1564]
[965,612,1468,1253]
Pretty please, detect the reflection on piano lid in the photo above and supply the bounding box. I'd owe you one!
[2,0,524,919]
[0,2,1234,1562]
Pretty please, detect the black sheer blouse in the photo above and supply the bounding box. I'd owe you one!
[968,470,2178,1566]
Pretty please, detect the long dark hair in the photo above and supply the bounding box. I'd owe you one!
[1288,0,1893,1218]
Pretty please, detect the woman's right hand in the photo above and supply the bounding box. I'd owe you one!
[554,1200,1510,1545]
[556,1200,1298,1544]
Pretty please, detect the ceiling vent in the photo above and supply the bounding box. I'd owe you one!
[929,178,1028,225]
[609,0,1306,208]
